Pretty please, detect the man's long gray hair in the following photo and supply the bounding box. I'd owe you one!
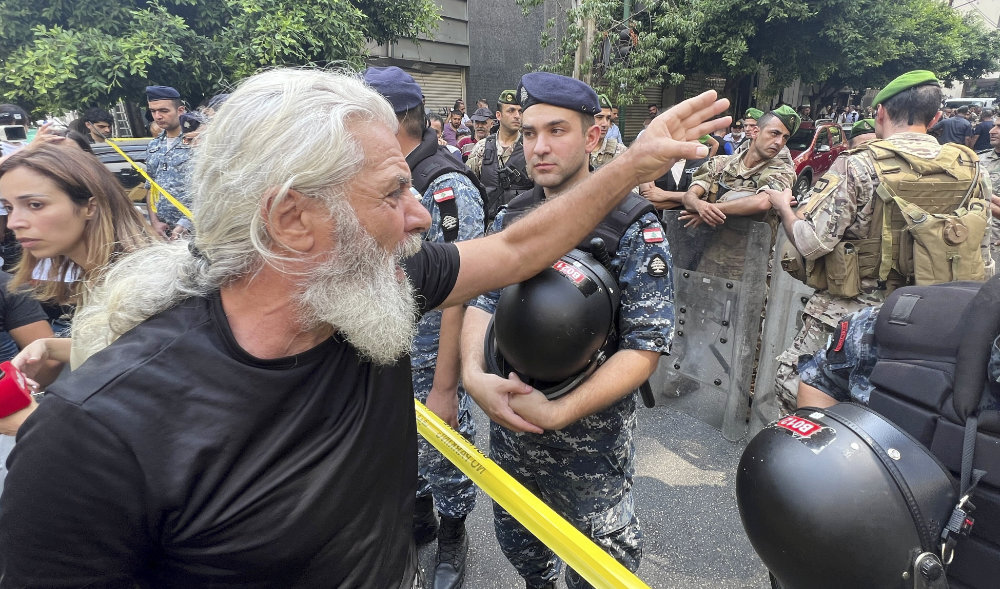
[72,68,399,359]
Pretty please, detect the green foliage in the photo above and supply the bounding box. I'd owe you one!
[521,0,1000,106]
[0,0,439,116]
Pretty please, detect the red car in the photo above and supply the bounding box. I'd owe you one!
[786,120,848,199]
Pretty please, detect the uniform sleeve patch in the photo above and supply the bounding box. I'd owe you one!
[642,227,664,243]
[647,254,668,277]
[433,187,456,202]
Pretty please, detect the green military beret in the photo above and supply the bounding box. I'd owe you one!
[745,108,764,120]
[598,93,613,109]
[771,105,801,135]
[698,134,712,144]
[872,70,940,108]
[498,89,518,105]
[852,118,876,136]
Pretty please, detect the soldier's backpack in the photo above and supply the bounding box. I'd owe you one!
[864,278,1000,588]
[784,140,989,297]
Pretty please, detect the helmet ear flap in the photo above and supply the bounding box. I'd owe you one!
[484,249,619,400]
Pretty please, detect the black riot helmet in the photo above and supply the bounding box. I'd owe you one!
[736,403,959,589]
[485,249,619,400]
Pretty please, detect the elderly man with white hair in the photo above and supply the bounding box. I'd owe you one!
[0,68,729,588]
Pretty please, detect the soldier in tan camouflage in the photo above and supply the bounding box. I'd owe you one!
[978,124,1000,263]
[590,94,626,170]
[767,70,995,413]
[678,106,798,226]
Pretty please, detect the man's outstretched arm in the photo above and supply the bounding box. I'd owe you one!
[439,90,731,308]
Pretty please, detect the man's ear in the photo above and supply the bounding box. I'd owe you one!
[264,189,323,254]
[584,124,602,153]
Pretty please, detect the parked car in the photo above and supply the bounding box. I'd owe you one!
[90,137,152,194]
[785,120,847,200]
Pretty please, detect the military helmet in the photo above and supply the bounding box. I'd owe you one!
[736,403,958,589]
[484,249,619,399]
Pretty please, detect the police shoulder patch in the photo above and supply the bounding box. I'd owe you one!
[647,254,668,277]
[433,187,456,202]
[642,227,664,243]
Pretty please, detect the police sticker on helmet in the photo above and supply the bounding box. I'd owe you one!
[770,414,837,454]
[553,260,599,296]
[647,254,668,277]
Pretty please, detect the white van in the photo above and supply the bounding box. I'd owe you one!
[943,97,996,110]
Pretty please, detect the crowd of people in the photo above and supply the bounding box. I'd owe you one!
[0,63,997,589]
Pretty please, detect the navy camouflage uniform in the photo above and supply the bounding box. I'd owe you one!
[471,204,674,589]
[412,172,484,520]
[145,132,195,230]
[799,305,1000,411]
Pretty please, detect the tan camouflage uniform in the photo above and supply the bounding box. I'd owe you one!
[979,148,1000,263]
[775,132,995,412]
[689,147,796,199]
[590,137,627,170]
[466,132,520,178]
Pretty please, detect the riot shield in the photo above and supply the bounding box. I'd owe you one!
[748,230,814,436]
[649,212,771,441]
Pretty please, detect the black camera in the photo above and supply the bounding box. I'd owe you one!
[0,125,27,142]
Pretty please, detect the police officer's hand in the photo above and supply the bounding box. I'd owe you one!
[150,219,169,238]
[508,386,565,431]
[425,384,460,429]
[169,225,189,241]
[990,194,1000,219]
[464,370,544,434]
[625,90,730,184]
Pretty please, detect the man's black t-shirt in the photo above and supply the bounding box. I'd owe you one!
[0,242,460,588]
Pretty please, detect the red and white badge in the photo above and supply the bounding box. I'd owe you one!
[433,187,455,202]
[553,260,586,285]
[642,227,664,243]
[775,415,823,438]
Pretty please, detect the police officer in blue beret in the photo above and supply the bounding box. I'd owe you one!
[144,85,195,239]
[462,72,675,589]
[364,65,485,589]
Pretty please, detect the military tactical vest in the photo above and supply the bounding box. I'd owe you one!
[500,185,659,267]
[792,139,988,297]
[480,135,532,228]
[407,128,487,242]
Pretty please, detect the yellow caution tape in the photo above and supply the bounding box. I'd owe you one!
[104,138,194,220]
[415,400,650,589]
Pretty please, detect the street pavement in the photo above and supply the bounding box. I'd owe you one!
[418,403,771,588]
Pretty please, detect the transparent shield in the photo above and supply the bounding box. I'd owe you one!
[649,212,771,441]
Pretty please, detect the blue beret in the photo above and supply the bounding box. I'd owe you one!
[207,93,230,110]
[363,66,424,113]
[180,113,204,133]
[517,72,600,116]
[146,85,180,101]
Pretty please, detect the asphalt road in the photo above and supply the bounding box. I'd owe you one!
[417,403,771,589]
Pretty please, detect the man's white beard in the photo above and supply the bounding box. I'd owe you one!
[295,201,423,366]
